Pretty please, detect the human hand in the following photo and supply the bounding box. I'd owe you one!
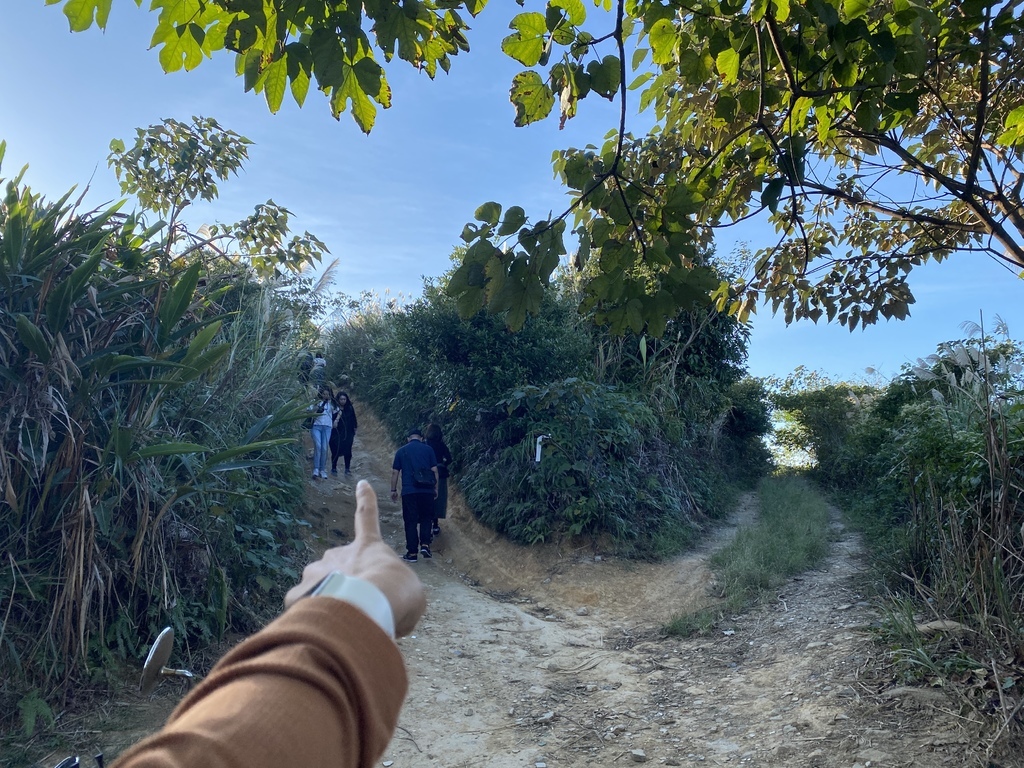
[390,489,398,502]
[285,480,425,637]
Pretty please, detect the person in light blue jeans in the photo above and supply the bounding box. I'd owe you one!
[309,386,336,479]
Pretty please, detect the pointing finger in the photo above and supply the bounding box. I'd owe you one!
[352,480,382,543]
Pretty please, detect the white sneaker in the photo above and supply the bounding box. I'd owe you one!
[320,470,329,479]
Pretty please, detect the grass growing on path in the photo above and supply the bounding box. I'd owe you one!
[665,474,832,636]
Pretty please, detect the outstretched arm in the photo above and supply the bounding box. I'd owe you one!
[112,482,425,768]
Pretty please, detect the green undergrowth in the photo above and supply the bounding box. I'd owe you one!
[665,474,832,636]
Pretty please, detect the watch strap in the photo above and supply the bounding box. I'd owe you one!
[309,571,396,638]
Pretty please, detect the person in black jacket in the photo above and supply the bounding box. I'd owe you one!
[424,422,452,536]
[330,391,359,476]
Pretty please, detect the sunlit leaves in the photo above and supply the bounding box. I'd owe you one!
[550,0,586,26]
[648,18,678,65]
[50,0,489,131]
[50,0,111,31]
[842,0,871,20]
[716,48,741,84]
[503,12,547,66]
[997,106,1024,147]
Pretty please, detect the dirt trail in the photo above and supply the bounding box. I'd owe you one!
[306,411,994,768]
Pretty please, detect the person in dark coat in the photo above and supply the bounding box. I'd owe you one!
[330,391,358,475]
[424,423,452,536]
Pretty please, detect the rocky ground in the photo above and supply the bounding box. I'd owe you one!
[27,409,1018,767]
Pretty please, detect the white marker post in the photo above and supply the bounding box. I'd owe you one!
[535,434,550,464]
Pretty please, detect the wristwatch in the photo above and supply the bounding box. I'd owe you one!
[307,571,396,638]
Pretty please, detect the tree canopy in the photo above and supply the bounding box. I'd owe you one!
[46,0,1024,333]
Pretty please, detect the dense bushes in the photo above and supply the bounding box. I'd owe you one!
[327,271,772,557]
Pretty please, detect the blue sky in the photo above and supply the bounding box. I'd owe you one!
[2,1,1021,383]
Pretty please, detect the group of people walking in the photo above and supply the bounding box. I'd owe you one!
[303,351,454,562]
[308,384,358,479]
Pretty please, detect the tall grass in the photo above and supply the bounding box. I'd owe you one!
[665,474,831,635]
[0,166,312,734]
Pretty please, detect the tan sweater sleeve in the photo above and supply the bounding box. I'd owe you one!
[111,598,408,768]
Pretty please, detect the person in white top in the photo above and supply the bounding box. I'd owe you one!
[311,352,327,383]
[309,385,336,479]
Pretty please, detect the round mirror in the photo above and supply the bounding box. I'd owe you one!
[140,627,174,695]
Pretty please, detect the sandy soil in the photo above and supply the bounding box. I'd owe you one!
[27,409,1017,767]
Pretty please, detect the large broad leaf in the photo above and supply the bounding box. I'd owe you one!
[259,56,289,112]
[475,201,502,225]
[510,71,555,126]
[54,0,112,32]
[502,13,547,66]
[586,56,620,99]
[551,0,586,26]
[498,206,527,236]
[648,18,677,65]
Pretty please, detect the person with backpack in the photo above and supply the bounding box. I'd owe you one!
[390,428,438,562]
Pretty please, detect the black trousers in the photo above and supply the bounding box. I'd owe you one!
[329,429,353,472]
[401,493,434,554]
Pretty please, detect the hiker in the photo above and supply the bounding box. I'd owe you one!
[309,385,336,479]
[311,352,327,384]
[390,428,438,562]
[330,391,358,476]
[424,423,452,536]
[298,352,314,384]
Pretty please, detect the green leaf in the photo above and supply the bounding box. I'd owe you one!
[182,320,222,365]
[131,443,209,461]
[159,262,201,341]
[204,439,294,468]
[475,201,502,225]
[113,426,134,462]
[510,71,555,126]
[260,56,288,113]
[716,47,741,84]
[648,18,677,65]
[285,43,313,106]
[587,55,621,98]
[1003,105,1024,130]
[16,315,51,364]
[843,0,871,19]
[551,0,586,26]
[498,206,527,236]
[502,13,547,67]
[60,0,111,32]
[761,177,786,213]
